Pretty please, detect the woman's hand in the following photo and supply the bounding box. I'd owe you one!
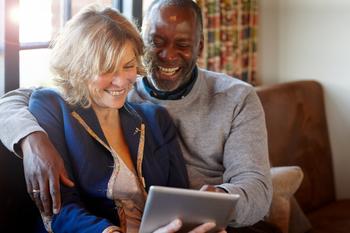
[153,219,226,233]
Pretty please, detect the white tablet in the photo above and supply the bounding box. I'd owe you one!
[139,186,240,233]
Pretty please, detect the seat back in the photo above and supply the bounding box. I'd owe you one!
[256,80,335,213]
[0,142,40,232]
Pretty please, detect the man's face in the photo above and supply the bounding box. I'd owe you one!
[143,4,203,92]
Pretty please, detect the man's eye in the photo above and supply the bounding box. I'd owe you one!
[177,43,191,48]
[150,38,163,47]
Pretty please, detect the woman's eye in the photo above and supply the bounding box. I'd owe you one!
[124,64,136,69]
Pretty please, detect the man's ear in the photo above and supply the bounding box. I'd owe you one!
[199,34,204,56]
[198,34,204,57]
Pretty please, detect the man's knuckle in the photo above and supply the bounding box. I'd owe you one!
[41,196,50,202]
[51,190,58,196]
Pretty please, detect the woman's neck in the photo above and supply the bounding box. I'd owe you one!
[92,103,120,124]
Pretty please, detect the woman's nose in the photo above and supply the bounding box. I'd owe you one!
[111,73,133,87]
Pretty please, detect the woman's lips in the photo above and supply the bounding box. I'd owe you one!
[105,89,126,96]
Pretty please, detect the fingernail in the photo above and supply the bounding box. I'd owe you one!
[53,208,59,214]
[173,219,182,228]
[207,222,216,228]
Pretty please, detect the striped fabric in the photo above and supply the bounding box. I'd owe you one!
[196,0,258,85]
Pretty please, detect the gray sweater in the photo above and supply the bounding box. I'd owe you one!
[0,68,272,227]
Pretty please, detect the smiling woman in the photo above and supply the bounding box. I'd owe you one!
[19,4,189,232]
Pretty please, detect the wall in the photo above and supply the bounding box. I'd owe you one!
[258,0,279,85]
[258,0,350,198]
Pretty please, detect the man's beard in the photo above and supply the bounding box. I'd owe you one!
[143,48,190,92]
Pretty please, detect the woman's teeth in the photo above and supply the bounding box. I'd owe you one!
[158,66,179,75]
[107,90,125,96]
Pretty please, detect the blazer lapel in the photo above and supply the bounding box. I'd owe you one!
[119,103,143,162]
[120,103,146,190]
[72,103,146,192]
[72,106,109,149]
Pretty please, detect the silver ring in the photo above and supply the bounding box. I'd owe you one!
[32,189,40,194]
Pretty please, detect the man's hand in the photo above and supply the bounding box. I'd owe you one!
[200,185,227,194]
[153,219,225,233]
[21,131,74,216]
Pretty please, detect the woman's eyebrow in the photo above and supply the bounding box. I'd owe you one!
[125,57,136,65]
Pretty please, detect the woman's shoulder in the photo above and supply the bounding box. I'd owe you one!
[30,88,68,112]
[128,102,170,121]
[125,102,173,134]
[31,87,63,101]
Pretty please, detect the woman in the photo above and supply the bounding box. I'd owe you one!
[28,4,188,233]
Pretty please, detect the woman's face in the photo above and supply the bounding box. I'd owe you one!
[89,42,137,109]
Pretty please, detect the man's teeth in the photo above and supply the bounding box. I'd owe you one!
[158,66,179,75]
[108,90,125,96]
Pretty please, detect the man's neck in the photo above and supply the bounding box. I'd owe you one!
[144,67,198,100]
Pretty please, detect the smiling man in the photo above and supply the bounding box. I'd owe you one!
[127,1,273,230]
[0,0,275,232]
[141,0,202,93]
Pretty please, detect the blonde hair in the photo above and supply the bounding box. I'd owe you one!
[50,4,144,108]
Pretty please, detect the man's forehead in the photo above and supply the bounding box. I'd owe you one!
[143,2,198,36]
[169,15,177,22]
[158,4,195,23]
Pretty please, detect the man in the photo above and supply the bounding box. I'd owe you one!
[0,0,273,232]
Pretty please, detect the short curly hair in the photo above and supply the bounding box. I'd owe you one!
[50,4,144,108]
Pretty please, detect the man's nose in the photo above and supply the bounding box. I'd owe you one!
[159,46,178,62]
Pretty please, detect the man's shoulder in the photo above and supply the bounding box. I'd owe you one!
[127,77,150,103]
[198,68,254,97]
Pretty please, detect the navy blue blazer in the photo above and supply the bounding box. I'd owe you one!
[28,88,189,233]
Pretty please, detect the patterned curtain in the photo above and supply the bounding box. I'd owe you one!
[196,0,258,85]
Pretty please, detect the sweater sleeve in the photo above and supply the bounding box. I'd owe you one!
[28,89,115,233]
[0,88,45,155]
[217,88,272,227]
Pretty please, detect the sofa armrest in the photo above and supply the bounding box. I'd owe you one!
[266,166,304,233]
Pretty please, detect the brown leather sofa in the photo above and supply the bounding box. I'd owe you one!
[1,80,349,233]
[0,142,42,232]
[256,80,350,233]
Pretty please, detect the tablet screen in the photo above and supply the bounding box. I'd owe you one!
[139,186,239,233]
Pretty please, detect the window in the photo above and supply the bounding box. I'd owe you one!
[1,0,144,95]
[19,0,59,88]
[143,0,153,15]
[0,0,4,94]
[19,0,113,89]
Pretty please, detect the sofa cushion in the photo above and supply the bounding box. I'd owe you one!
[0,142,41,232]
[288,197,312,233]
[266,166,307,233]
